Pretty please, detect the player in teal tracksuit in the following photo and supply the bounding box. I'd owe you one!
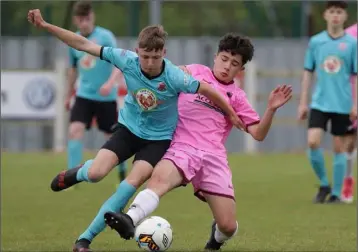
[66,1,127,181]
[28,6,243,251]
[298,1,357,203]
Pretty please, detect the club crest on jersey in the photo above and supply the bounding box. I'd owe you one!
[157,82,166,91]
[135,89,158,111]
[80,53,96,69]
[338,42,347,50]
[322,56,341,74]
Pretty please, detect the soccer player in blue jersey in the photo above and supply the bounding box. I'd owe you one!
[297,1,357,203]
[28,8,244,252]
[66,1,127,182]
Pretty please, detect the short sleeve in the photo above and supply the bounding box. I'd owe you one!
[352,42,357,75]
[168,64,200,94]
[100,47,137,71]
[68,47,77,68]
[233,93,260,131]
[304,39,315,72]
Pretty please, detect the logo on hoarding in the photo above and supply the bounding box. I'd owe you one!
[23,77,56,110]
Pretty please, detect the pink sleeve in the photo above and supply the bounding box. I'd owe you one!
[233,92,260,131]
[346,24,357,38]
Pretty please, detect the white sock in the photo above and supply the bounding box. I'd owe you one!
[127,189,159,226]
[214,221,238,243]
[346,150,356,177]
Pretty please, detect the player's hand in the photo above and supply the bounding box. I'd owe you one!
[267,85,292,111]
[297,104,308,120]
[229,114,245,131]
[100,83,113,96]
[27,9,47,28]
[64,96,72,111]
[350,106,357,121]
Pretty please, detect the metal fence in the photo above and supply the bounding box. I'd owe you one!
[1,36,335,153]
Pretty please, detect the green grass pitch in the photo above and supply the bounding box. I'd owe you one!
[1,152,356,251]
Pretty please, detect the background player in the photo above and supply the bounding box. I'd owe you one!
[297,1,357,203]
[28,8,244,252]
[104,33,292,251]
[66,1,127,181]
[341,22,357,203]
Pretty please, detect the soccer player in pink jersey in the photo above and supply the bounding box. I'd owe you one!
[342,23,357,203]
[104,33,292,250]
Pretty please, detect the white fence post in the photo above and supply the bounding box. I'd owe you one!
[53,58,67,152]
[244,60,258,154]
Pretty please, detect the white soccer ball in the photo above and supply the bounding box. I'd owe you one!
[135,216,173,251]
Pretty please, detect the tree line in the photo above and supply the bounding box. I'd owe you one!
[2,1,357,37]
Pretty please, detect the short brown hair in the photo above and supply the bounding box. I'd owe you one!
[137,25,168,52]
[73,0,93,16]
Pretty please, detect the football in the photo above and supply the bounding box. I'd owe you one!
[135,216,173,251]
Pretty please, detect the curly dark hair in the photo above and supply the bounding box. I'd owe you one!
[325,1,348,10]
[218,33,254,66]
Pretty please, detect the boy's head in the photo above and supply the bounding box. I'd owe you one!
[213,33,254,83]
[324,1,348,29]
[136,25,168,76]
[72,1,95,36]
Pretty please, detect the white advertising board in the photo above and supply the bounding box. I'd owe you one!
[1,71,57,119]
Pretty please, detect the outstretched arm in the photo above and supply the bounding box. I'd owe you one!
[28,9,101,57]
[248,85,292,141]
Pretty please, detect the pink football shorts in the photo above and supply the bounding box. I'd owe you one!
[162,142,235,202]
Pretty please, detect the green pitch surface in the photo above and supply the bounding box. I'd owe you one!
[2,152,356,251]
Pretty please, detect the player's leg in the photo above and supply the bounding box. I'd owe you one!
[74,138,171,250]
[104,132,128,182]
[67,97,94,170]
[51,124,134,192]
[104,159,183,240]
[189,152,237,250]
[342,126,357,203]
[328,114,351,203]
[71,125,143,251]
[307,109,330,203]
[105,143,199,240]
[74,161,151,251]
[345,131,357,178]
[203,194,237,251]
[96,100,127,182]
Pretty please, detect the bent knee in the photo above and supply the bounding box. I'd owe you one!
[69,122,85,139]
[147,174,171,197]
[308,138,320,149]
[126,161,154,188]
[347,143,356,153]
[333,137,346,153]
[87,170,103,182]
[345,137,357,153]
[147,174,168,188]
[87,164,107,182]
[126,172,151,189]
[307,129,322,149]
[217,219,238,237]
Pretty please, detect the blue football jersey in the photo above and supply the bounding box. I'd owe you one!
[100,47,200,140]
[69,26,118,101]
[304,31,357,114]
